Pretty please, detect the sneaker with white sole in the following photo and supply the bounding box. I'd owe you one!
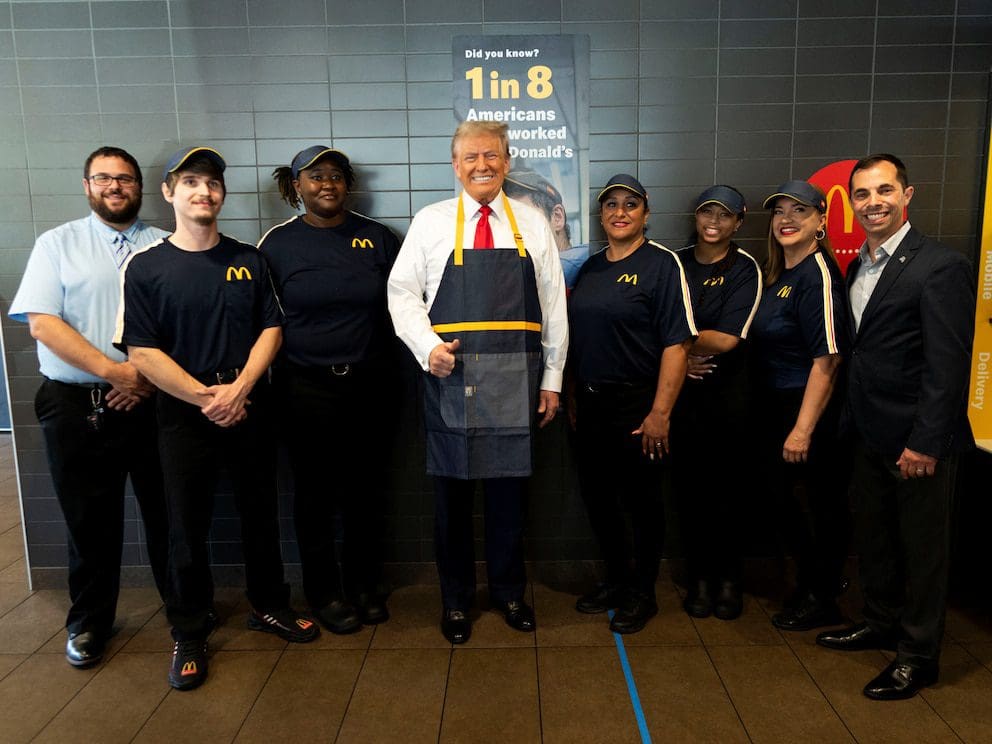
[247,607,320,643]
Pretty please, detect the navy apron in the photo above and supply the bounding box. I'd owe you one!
[424,194,544,479]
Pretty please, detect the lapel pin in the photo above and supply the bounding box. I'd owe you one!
[898,256,906,263]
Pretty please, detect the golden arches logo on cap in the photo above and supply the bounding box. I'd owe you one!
[162,146,226,182]
[597,173,648,204]
[763,180,827,212]
[291,146,350,179]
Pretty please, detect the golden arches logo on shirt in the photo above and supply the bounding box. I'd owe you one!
[777,285,793,298]
[351,237,375,249]
[226,266,252,281]
[703,276,725,287]
[616,273,637,286]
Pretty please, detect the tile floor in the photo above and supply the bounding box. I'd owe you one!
[0,433,991,742]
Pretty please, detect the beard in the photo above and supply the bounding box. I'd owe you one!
[88,189,141,225]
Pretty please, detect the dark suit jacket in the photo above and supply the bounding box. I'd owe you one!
[846,225,975,457]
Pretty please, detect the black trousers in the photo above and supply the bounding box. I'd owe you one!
[35,379,169,636]
[852,438,956,667]
[758,386,850,599]
[434,476,527,610]
[157,381,289,640]
[671,373,750,585]
[575,383,665,598]
[273,363,385,611]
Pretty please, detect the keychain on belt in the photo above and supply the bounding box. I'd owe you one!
[86,386,105,433]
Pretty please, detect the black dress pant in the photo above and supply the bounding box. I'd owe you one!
[852,437,956,667]
[575,383,665,599]
[758,386,850,599]
[434,476,527,610]
[273,363,385,611]
[671,371,750,585]
[157,381,289,640]
[35,379,169,636]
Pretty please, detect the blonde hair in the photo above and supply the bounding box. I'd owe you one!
[451,121,510,159]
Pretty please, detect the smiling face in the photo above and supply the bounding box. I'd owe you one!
[84,155,142,228]
[296,160,347,226]
[452,132,510,204]
[770,197,825,252]
[850,161,913,249]
[600,187,648,244]
[162,171,224,227]
[695,203,741,247]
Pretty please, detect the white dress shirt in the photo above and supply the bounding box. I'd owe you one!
[388,190,568,392]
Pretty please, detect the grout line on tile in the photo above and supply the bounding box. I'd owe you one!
[332,631,373,744]
[233,642,287,742]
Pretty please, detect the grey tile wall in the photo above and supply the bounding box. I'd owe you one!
[0,0,989,586]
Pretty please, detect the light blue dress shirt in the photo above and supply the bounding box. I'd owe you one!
[9,212,169,383]
[849,221,912,332]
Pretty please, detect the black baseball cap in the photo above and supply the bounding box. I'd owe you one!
[291,146,350,179]
[597,173,648,204]
[763,180,827,212]
[695,185,746,215]
[162,146,226,182]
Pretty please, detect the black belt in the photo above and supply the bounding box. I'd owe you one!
[46,378,112,392]
[282,360,375,380]
[196,367,241,385]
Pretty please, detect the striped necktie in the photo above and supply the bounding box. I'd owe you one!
[112,233,130,269]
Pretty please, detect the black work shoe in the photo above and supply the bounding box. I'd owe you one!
[441,609,471,644]
[683,579,714,618]
[609,593,658,634]
[495,599,536,632]
[576,583,625,614]
[713,580,743,621]
[313,600,362,635]
[356,593,390,625]
[816,622,897,651]
[771,592,842,631]
[169,638,208,691]
[65,631,105,668]
[248,607,320,643]
[863,661,938,701]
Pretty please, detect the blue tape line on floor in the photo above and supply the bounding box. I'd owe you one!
[608,610,652,743]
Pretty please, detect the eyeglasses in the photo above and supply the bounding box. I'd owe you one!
[86,174,139,187]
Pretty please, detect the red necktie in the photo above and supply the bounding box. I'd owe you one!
[474,205,494,249]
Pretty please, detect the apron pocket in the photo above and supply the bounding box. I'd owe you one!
[463,352,537,429]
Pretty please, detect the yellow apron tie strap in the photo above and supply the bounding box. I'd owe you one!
[501,194,527,258]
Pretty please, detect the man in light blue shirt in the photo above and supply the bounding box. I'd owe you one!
[9,146,171,669]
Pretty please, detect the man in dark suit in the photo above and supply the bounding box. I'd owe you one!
[816,154,975,700]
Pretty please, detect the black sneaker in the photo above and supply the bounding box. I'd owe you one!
[247,607,320,643]
[169,638,208,691]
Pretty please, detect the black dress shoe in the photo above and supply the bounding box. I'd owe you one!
[314,599,362,634]
[356,593,390,625]
[713,580,743,621]
[66,631,105,668]
[863,661,938,700]
[772,592,842,631]
[609,593,658,634]
[441,609,471,644]
[576,583,625,614]
[683,579,713,618]
[816,622,897,651]
[496,600,536,632]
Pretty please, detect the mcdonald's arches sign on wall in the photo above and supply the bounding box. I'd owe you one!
[808,160,865,277]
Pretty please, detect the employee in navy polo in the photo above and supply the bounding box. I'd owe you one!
[115,146,318,692]
[10,146,170,669]
[388,121,568,644]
